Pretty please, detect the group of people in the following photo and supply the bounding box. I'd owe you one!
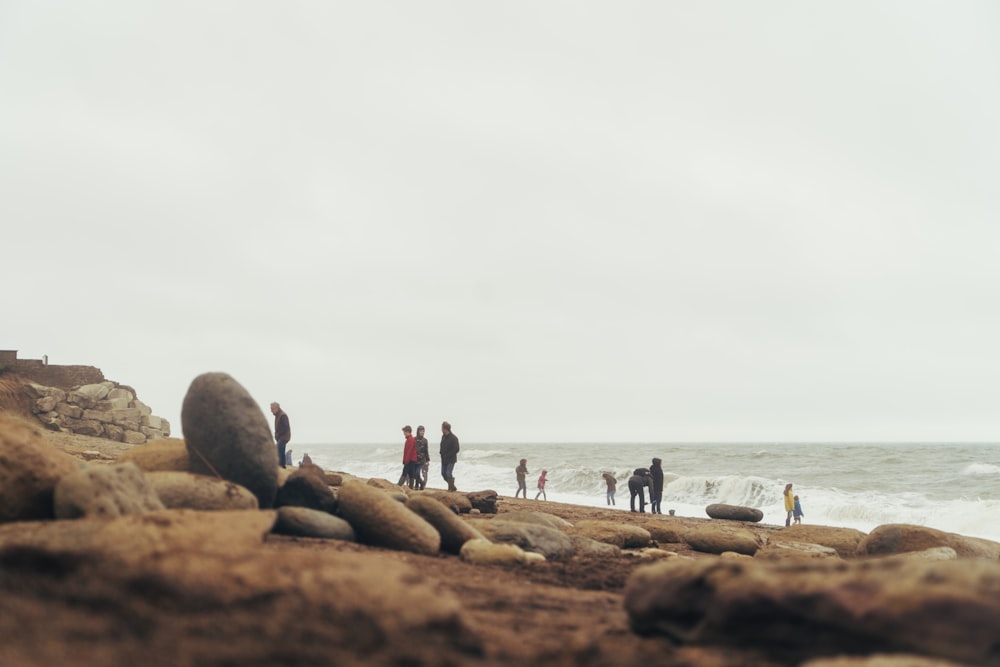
[783,482,805,526]
[619,457,664,514]
[398,421,460,491]
[514,459,548,500]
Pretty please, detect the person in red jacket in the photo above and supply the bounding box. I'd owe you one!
[400,425,419,489]
[534,469,548,501]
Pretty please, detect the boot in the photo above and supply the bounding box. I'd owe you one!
[447,477,457,492]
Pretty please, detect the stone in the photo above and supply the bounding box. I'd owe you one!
[34,395,57,412]
[498,510,573,529]
[117,438,192,472]
[366,477,401,492]
[570,534,622,557]
[274,506,356,541]
[53,463,165,519]
[460,538,529,565]
[754,539,840,561]
[705,503,764,522]
[409,488,473,513]
[181,372,279,509]
[770,524,868,559]
[275,464,338,514]
[681,523,762,556]
[0,413,82,521]
[122,430,146,444]
[643,520,687,545]
[406,495,486,554]
[857,523,1000,560]
[624,555,1000,666]
[802,653,971,666]
[69,383,111,407]
[146,471,259,511]
[466,489,498,514]
[55,402,83,419]
[337,480,440,555]
[570,520,651,548]
[471,519,575,560]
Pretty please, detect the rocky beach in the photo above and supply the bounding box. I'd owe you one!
[2,373,999,667]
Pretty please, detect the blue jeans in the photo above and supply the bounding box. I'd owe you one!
[276,440,288,469]
[441,462,455,480]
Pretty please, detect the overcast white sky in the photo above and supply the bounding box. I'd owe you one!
[2,2,998,444]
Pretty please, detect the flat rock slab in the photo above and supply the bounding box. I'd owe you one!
[625,555,1000,666]
[274,506,356,541]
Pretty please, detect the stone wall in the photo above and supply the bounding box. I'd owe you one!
[23,381,171,444]
[0,350,105,388]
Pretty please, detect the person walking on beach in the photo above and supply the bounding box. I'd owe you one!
[649,457,664,515]
[400,425,419,489]
[515,458,529,498]
[602,471,617,506]
[534,469,548,500]
[415,425,430,490]
[440,421,460,491]
[270,402,291,469]
[783,483,794,527]
[628,468,649,513]
[793,494,804,525]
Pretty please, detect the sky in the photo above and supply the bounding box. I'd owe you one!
[2,2,999,445]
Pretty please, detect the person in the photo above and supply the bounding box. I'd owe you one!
[440,421,459,491]
[783,483,794,527]
[270,402,291,469]
[534,469,548,500]
[415,425,430,490]
[793,494,804,525]
[602,472,617,506]
[649,457,664,515]
[285,449,293,467]
[628,468,649,513]
[400,425,419,489]
[300,452,313,466]
[515,458,529,498]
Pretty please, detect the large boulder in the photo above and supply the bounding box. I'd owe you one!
[705,503,763,522]
[53,463,165,519]
[624,556,1000,666]
[181,372,279,509]
[0,414,81,521]
[145,471,258,511]
[337,480,440,555]
[857,523,1000,560]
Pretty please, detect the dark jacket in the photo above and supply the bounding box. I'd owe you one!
[440,431,460,465]
[650,460,664,495]
[415,436,429,465]
[274,411,291,443]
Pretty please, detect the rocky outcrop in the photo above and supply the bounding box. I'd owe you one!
[23,380,170,443]
[181,372,279,509]
[624,556,1000,666]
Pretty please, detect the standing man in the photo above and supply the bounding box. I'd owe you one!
[649,457,664,515]
[628,467,648,513]
[415,425,430,490]
[400,425,418,489]
[270,402,291,469]
[440,420,459,491]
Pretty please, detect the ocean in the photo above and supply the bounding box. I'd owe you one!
[293,441,1000,542]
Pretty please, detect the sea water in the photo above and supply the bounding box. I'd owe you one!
[293,441,1000,542]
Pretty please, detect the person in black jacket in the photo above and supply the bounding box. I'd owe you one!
[649,457,664,514]
[440,421,460,491]
[628,468,649,513]
[270,402,291,469]
[415,425,430,490]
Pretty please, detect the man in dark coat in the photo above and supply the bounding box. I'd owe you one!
[649,457,664,514]
[270,402,291,469]
[439,421,460,491]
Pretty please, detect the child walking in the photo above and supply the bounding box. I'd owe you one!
[534,469,548,500]
[793,494,804,524]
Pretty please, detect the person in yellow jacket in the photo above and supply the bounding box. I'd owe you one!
[783,483,794,527]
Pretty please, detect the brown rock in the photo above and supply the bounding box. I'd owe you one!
[145,471,258,511]
[624,555,1000,666]
[681,523,762,555]
[769,524,867,558]
[117,438,191,472]
[0,414,81,522]
[53,463,165,519]
[857,523,1000,560]
[337,480,440,555]
[406,494,485,554]
[570,520,651,549]
[705,503,763,522]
